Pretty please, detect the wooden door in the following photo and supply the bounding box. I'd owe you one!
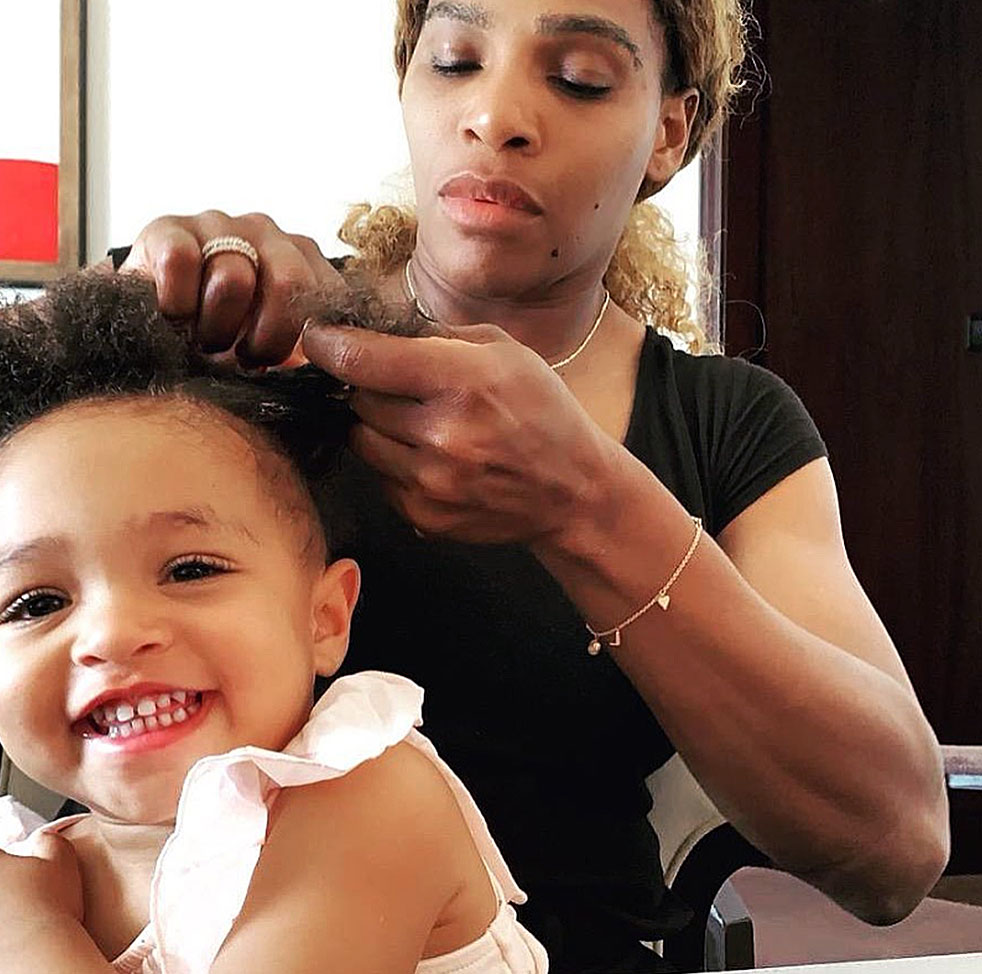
[723,0,982,743]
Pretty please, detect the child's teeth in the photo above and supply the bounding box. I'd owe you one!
[92,690,202,739]
[136,697,157,717]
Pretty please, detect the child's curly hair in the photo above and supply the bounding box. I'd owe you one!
[0,270,429,555]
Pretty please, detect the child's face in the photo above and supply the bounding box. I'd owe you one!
[0,402,358,825]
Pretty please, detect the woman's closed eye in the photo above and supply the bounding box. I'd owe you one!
[429,57,611,101]
[0,588,68,624]
[164,555,234,585]
[549,75,611,100]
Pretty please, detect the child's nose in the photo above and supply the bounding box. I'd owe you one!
[70,591,171,666]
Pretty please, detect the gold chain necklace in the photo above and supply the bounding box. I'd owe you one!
[404,258,610,372]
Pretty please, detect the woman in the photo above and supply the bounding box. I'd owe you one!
[106,0,948,970]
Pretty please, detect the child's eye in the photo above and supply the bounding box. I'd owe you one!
[0,588,68,624]
[165,556,233,584]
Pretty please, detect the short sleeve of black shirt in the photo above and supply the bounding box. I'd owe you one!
[627,333,828,537]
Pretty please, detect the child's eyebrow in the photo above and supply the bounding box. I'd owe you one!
[132,507,260,546]
[0,537,65,574]
[0,508,259,573]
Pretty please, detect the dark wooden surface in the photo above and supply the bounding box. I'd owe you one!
[723,0,982,743]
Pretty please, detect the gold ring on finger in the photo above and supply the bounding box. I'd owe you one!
[201,235,260,273]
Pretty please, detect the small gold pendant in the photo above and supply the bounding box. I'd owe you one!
[656,594,671,610]
[587,638,602,656]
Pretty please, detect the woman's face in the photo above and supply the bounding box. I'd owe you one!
[0,404,357,825]
[401,0,693,297]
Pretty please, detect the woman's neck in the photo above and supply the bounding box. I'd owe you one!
[403,249,612,366]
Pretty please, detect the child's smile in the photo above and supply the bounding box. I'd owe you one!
[75,683,207,750]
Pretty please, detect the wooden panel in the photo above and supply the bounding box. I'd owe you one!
[724,0,982,741]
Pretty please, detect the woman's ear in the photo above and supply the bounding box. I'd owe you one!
[309,557,361,677]
[643,88,700,194]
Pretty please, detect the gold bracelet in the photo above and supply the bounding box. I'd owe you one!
[586,516,703,656]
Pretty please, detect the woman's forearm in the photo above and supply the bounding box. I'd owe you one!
[531,443,948,922]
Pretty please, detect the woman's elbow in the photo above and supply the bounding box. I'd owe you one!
[829,792,951,926]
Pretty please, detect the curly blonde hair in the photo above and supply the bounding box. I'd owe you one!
[341,0,749,352]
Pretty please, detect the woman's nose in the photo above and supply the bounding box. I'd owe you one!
[459,72,542,154]
[70,591,170,667]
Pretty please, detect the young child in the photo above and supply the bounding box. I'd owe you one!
[0,272,548,973]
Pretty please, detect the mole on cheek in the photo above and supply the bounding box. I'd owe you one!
[551,248,560,258]
[594,203,600,210]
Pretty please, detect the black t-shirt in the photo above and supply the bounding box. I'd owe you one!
[335,330,827,971]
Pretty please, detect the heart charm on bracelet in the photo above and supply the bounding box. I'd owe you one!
[582,517,702,657]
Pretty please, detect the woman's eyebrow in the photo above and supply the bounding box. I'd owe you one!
[536,14,644,69]
[423,4,644,71]
[425,1,491,28]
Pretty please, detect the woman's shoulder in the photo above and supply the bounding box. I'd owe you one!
[635,330,827,534]
[643,329,797,403]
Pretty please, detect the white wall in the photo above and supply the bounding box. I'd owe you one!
[8,1,701,304]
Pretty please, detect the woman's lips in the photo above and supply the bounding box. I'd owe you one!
[438,174,544,231]
[438,174,544,214]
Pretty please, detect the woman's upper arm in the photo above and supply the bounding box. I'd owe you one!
[716,456,916,692]
[209,744,462,974]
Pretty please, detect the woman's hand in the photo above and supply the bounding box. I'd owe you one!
[122,211,345,366]
[0,832,83,928]
[303,322,618,544]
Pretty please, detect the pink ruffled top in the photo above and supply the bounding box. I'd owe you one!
[1,671,548,974]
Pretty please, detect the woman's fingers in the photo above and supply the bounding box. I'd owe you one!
[348,389,432,447]
[235,218,324,366]
[350,423,419,486]
[193,211,260,352]
[303,326,454,399]
[125,212,351,365]
[123,218,203,319]
[350,425,469,535]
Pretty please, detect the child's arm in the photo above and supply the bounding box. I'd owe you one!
[2,918,115,974]
[211,740,497,974]
[0,835,115,974]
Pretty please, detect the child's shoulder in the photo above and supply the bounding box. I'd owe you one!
[269,739,468,862]
[215,740,498,971]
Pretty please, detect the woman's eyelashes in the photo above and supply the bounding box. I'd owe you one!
[0,589,67,624]
[429,57,612,101]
